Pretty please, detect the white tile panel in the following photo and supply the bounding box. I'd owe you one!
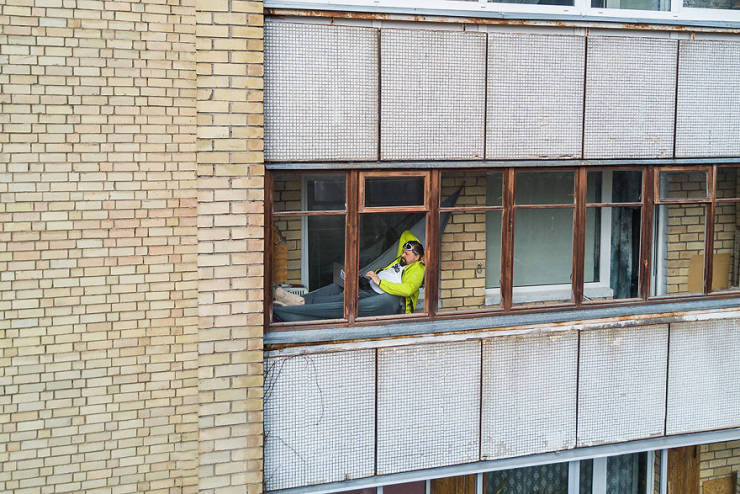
[584,37,677,159]
[481,331,578,460]
[676,40,740,158]
[376,341,480,474]
[577,325,668,447]
[380,29,486,160]
[264,351,375,490]
[264,22,378,161]
[487,33,585,160]
[666,318,740,434]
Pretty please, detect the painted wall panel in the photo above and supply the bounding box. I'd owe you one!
[481,331,578,459]
[264,351,376,490]
[380,29,486,160]
[487,33,585,160]
[577,325,668,446]
[376,341,481,474]
[676,40,740,157]
[584,36,676,159]
[667,318,740,434]
[264,22,378,161]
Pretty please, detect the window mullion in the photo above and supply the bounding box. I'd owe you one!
[573,167,587,305]
[640,167,655,300]
[501,168,515,311]
[427,170,440,317]
[703,165,716,294]
[264,171,274,333]
[346,170,360,322]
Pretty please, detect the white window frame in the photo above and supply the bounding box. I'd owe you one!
[485,171,616,306]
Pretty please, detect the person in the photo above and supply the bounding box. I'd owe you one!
[364,230,425,314]
[272,230,425,320]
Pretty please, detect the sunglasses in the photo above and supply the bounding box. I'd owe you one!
[402,242,423,255]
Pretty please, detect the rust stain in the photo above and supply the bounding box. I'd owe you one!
[267,8,740,34]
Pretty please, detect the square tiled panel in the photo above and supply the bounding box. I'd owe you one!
[487,33,585,159]
[377,341,480,474]
[481,331,578,459]
[577,325,668,447]
[676,40,740,157]
[380,29,486,160]
[584,36,677,159]
[264,351,375,490]
[264,22,378,161]
[667,318,740,434]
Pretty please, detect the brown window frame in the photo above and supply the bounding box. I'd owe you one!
[265,165,740,332]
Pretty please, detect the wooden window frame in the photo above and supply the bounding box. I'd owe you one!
[265,165,740,333]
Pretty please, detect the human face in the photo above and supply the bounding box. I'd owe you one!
[401,248,421,265]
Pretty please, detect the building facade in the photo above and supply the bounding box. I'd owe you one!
[1,1,739,494]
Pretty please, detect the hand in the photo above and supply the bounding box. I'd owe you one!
[365,271,380,285]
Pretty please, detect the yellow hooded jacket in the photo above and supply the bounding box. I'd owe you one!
[375,230,425,314]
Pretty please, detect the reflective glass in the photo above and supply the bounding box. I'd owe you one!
[438,211,501,311]
[271,215,346,322]
[441,171,503,207]
[585,206,641,301]
[491,0,575,5]
[515,171,574,205]
[712,201,740,293]
[658,171,708,201]
[365,176,425,208]
[587,170,643,204]
[607,452,649,494]
[485,462,569,493]
[272,173,345,212]
[684,0,739,8]
[513,208,574,305]
[652,204,706,296]
[592,0,669,10]
[717,166,740,199]
[358,212,427,317]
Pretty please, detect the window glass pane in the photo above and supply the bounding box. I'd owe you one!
[271,215,346,322]
[713,201,739,292]
[717,166,740,199]
[652,204,706,296]
[683,0,739,9]
[359,212,426,317]
[592,0,668,10]
[580,459,593,494]
[607,452,648,494]
[272,173,345,212]
[485,462,569,493]
[385,481,425,494]
[513,208,573,305]
[585,206,641,301]
[515,171,574,205]
[439,211,501,311]
[490,0,575,6]
[339,489,376,494]
[441,171,503,207]
[658,171,708,201]
[365,176,424,208]
[587,170,642,204]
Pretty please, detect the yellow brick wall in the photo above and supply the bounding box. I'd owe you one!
[195,0,265,493]
[272,176,303,285]
[438,172,491,311]
[700,441,740,494]
[0,0,199,492]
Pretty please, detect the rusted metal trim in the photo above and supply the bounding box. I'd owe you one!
[266,5,740,33]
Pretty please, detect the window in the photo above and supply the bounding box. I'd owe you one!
[267,166,740,330]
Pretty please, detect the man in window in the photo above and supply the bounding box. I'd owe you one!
[365,230,425,314]
[272,230,425,321]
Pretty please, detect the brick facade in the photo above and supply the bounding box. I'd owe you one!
[1,0,264,492]
[0,0,200,492]
[700,441,740,494]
